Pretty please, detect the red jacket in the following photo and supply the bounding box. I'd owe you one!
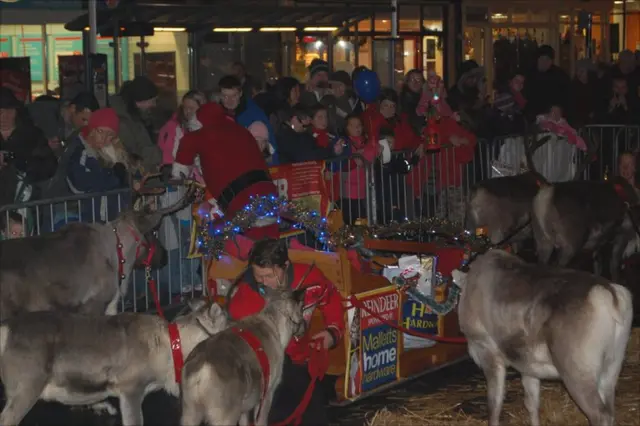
[227,263,346,365]
[174,103,277,218]
[424,117,476,191]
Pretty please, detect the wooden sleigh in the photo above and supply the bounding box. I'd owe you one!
[205,210,469,404]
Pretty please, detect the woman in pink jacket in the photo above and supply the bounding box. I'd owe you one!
[157,90,206,295]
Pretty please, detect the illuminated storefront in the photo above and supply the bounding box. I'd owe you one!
[3,0,635,105]
[462,0,637,90]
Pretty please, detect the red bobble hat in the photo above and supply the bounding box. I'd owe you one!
[82,107,119,137]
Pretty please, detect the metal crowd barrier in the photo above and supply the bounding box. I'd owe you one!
[0,189,205,314]
[1,124,636,310]
[579,125,640,180]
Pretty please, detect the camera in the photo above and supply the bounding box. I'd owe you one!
[0,150,16,162]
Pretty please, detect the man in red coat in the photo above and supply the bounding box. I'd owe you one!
[227,238,345,425]
[171,102,279,257]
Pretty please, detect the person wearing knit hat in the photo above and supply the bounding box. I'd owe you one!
[109,76,162,172]
[300,59,331,108]
[523,44,570,118]
[66,107,131,222]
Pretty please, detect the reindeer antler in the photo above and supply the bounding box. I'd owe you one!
[523,123,551,184]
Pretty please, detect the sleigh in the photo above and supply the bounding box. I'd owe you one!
[205,210,469,404]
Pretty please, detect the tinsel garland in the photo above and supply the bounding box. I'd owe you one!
[196,195,329,259]
[405,285,461,316]
[326,217,492,253]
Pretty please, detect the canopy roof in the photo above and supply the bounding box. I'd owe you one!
[65,0,392,32]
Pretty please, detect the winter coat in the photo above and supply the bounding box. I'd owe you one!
[109,94,162,172]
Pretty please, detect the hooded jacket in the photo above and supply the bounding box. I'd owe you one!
[109,94,162,172]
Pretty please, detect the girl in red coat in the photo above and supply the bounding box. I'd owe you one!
[227,238,345,425]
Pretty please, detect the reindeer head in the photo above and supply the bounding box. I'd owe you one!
[263,287,317,340]
[118,184,199,270]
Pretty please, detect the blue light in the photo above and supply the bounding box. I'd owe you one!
[233,226,241,233]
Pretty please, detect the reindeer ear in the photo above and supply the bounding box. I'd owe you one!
[208,303,223,318]
[188,298,207,312]
[292,287,306,304]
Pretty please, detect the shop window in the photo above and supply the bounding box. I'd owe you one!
[357,18,372,32]
[422,6,444,32]
[334,38,356,73]
[512,8,530,24]
[242,33,280,89]
[0,24,46,99]
[423,36,443,77]
[294,35,328,81]
[403,38,417,72]
[611,3,640,52]
[358,37,373,69]
[466,6,489,23]
[375,12,392,32]
[463,27,485,65]
[532,9,550,22]
[127,31,189,109]
[197,40,242,95]
[399,5,420,31]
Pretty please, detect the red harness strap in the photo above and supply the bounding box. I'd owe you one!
[231,326,270,421]
[114,226,184,384]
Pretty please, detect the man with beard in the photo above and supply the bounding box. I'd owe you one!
[66,108,131,225]
[110,76,162,173]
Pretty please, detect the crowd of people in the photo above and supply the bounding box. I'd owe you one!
[1,44,639,240]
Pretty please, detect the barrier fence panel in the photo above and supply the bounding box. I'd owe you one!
[579,125,640,180]
[0,189,206,314]
[1,127,634,312]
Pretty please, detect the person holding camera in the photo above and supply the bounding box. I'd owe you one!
[300,59,331,108]
[0,87,57,208]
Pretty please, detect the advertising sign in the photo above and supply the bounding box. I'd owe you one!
[188,160,331,257]
[51,35,83,83]
[0,57,32,102]
[401,299,439,351]
[0,37,13,58]
[270,161,330,218]
[345,287,400,398]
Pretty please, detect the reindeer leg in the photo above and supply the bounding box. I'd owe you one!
[468,343,506,426]
[522,375,541,426]
[119,390,145,426]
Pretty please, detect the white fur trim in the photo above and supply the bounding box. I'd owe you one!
[172,162,191,179]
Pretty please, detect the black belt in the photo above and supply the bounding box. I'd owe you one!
[217,169,272,211]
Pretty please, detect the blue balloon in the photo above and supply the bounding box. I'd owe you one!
[354,70,381,103]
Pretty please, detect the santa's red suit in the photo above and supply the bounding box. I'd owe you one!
[172,103,279,258]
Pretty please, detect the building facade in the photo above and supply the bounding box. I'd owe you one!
[1,0,638,104]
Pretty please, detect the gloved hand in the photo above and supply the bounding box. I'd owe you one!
[112,162,128,186]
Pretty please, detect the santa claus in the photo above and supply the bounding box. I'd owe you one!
[171,102,279,257]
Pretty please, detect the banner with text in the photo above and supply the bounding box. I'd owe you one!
[401,299,439,351]
[345,286,400,398]
[269,160,330,236]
